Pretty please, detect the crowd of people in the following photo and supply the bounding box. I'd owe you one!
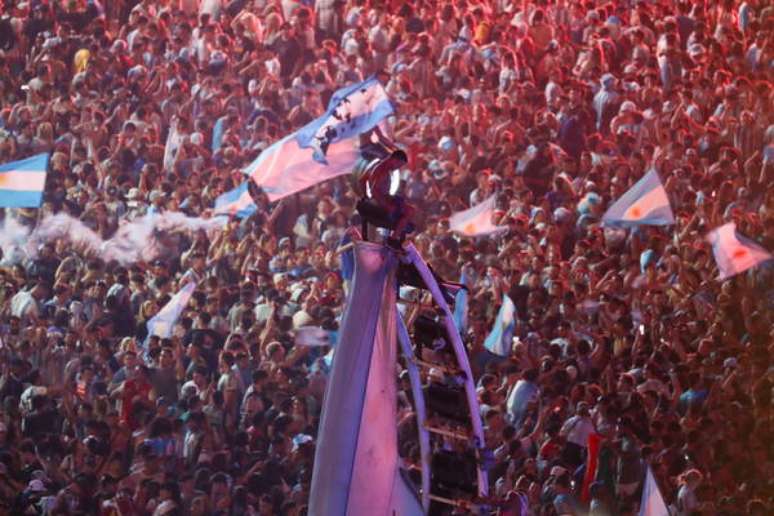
[0,0,772,514]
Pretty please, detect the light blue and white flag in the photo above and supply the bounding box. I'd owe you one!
[638,466,669,516]
[452,269,470,334]
[145,281,196,344]
[214,182,257,219]
[0,153,49,207]
[484,294,516,356]
[244,133,360,202]
[295,77,394,164]
[706,222,772,280]
[310,241,423,516]
[449,194,508,237]
[602,168,674,227]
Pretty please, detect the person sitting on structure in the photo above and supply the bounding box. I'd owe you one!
[352,129,414,244]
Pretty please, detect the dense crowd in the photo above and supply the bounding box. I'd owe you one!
[0,0,772,515]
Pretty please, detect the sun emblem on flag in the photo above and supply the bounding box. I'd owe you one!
[624,202,644,219]
[464,223,476,234]
[731,248,748,259]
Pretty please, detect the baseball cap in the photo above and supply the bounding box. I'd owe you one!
[26,479,47,493]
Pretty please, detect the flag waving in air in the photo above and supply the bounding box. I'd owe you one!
[449,194,508,237]
[706,222,772,280]
[0,153,49,208]
[602,168,674,227]
[484,294,516,356]
[244,133,361,203]
[214,182,257,219]
[145,281,196,345]
[295,76,394,164]
[245,78,394,201]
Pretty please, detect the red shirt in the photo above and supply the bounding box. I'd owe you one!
[121,378,151,430]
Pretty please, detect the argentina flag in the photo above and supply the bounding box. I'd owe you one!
[602,168,674,228]
[449,194,509,237]
[145,281,196,346]
[295,77,394,164]
[0,153,49,208]
[706,222,772,280]
[484,294,516,357]
[214,182,257,219]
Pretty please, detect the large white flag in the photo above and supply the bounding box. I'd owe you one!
[449,194,508,237]
[638,466,669,516]
[309,242,422,516]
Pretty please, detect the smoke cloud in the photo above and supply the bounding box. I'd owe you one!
[0,216,32,266]
[22,212,224,266]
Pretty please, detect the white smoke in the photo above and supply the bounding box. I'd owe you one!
[0,216,32,265]
[27,212,224,266]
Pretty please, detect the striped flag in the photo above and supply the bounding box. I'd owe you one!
[706,222,772,280]
[638,466,669,516]
[244,133,360,203]
[602,168,674,227]
[449,194,508,237]
[310,241,422,516]
[484,294,515,356]
[214,182,257,219]
[295,76,394,164]
[0,153,49,207]
[145,281,196,344]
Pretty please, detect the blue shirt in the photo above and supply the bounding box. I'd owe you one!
[506,379,539,427]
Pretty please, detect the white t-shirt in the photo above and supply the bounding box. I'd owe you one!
[560,415,595,447]
[11,291,37,321]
